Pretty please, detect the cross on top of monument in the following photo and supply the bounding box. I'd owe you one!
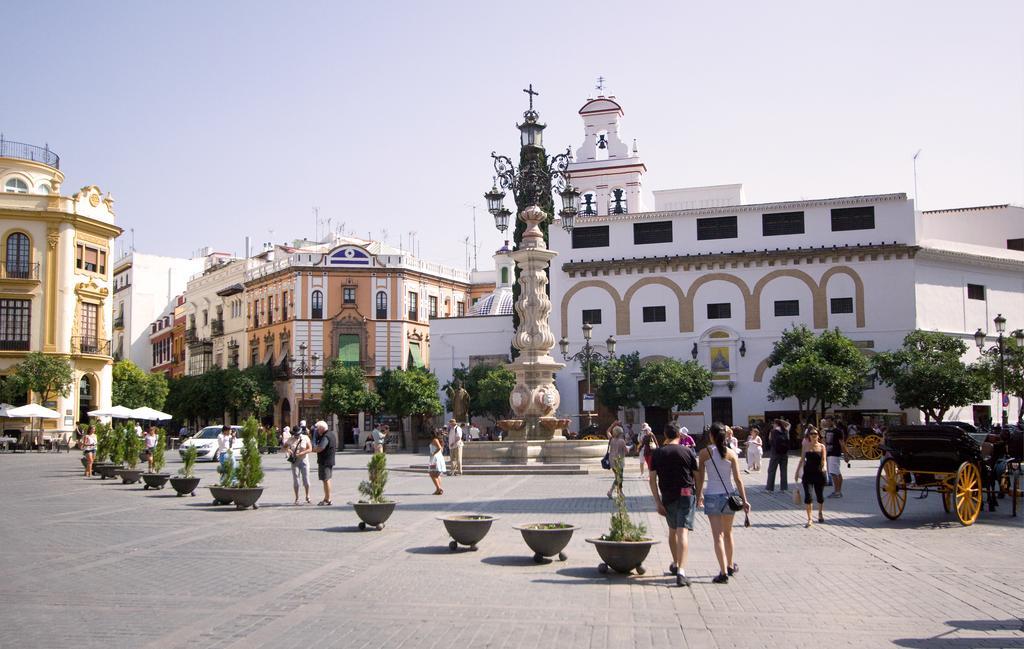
[595,76,606,93]
[523,84,539,111]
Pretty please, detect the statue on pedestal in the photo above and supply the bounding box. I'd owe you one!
[446,380,470,424]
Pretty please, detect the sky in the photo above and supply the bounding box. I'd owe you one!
[4,1,1022,271]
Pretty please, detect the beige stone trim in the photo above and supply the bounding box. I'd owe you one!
[558,279,626,339]
[44,227,58,351]
[753,358,770,383]
[819,266,866,328]
[622,277,686,335]
[751,269,821,329]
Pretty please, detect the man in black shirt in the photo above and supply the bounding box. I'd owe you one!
[648,423,699,587]
[822,416,847,498]
[312,420,337,506]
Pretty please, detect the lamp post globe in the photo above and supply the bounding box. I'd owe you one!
[974,328,986,350]
[995,313,1007,334]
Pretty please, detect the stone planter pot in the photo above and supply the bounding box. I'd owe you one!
[91,461,113,477]
[218,487,264,510]
[439,515,498,551]
[586,538,659,575]
[96,463,120,480]
[169,476,200,497]
[513,523,578,563]
[207,485,235,505]
[142,473,170,490]
[114,468,144,485]
[351,501,397,531]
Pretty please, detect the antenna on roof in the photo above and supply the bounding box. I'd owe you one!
[465,204,480,270]
[912,149,922,210]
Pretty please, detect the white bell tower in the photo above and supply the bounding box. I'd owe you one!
[567,85,646,217]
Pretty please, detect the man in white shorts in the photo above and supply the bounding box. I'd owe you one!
[822,416,847,498]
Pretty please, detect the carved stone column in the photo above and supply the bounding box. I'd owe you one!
[504,206,566,441]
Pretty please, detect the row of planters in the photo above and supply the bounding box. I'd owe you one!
[352,454,656,574]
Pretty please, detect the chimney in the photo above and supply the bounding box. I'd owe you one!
[244,236,251,259]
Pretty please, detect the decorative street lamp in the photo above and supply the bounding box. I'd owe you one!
[558,323,616,427]
[974,314,1022,427]
[482,84,578,441]
[294,341,320,425]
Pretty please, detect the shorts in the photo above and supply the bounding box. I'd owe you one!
[802,478,825,504]
[318,465,334,481]
[665,495,695,530]
[827,456,843,476]
[703,492,738,517]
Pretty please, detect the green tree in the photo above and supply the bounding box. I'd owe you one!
[636,358,713,412]
[226,366,276,419]
[443,363,516,420]
[873,330,990,423]
[322,360,382,420]
[976,340,1024,424]
[589,351,643,413]
[767,327,870,422]
[112,360,167,409]
[3,352,74,406]
[375,367,443,432]
[145,373,169,410]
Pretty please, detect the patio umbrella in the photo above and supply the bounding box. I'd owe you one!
[0,403,14,418]
[128,406,172,421]
[4,403,62,451]
[87,405,137,419]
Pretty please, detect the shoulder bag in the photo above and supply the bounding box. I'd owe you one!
[708,450,744,512]
[601,440,611,470]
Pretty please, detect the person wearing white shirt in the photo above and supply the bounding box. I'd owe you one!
[469,425,480,442]
[447,419,464,476]
[216,425,234,466]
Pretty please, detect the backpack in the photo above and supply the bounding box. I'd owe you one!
[771,427,789,455]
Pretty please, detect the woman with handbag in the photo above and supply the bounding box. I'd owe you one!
[794,426,827,527]
[284,426,312,505]
[695,422,751,584]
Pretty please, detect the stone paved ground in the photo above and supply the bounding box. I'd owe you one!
[0,450,1021,649]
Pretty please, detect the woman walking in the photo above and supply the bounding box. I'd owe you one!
[795,426,827,527]
[428,429,446,495]
[284,426,312,505]
[82,425,97,477]
[744,426,763,472]
[696,423,751,584]
[638,423,659,477]
[606,424,628,499]
[143,426,159,472]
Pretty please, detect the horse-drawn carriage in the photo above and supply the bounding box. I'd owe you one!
[876,424,1021,526]
[845,430,884,460]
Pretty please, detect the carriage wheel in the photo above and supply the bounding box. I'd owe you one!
[954,462,982,526]
[876,458,906,520]
[846,437,864,460]
[861,435,883,461]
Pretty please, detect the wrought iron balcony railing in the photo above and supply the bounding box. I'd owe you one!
[211,319,224,336]
[0,262,40,281]
[72,336,111,356]
[185,327,198,343]
[0,339,30,351]
[113,315,124,329]
[0,137,60,169]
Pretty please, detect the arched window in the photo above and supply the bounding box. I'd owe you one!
[581,192,597,216]
[375,291,388,319]
[500,267,510,285]
[78,375,94,424]
[311,290,323,319]
[36,182,51,195]
[5,233,29,279]
[4,178,28,194]
[609,188,628,214]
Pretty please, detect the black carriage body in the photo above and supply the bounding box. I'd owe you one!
[882,425,991,482]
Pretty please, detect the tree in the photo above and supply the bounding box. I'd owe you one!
[442,363,516,420]
[3,352,74,406]
[873,330,990,423]
[376,367,443,431]
[976,341,1024,424]
[112,360,168,409]
[225,366,276,419]
[589,351,642,413]
[767,327,870,422]
[636,358,713,412]
[322,360,382,420]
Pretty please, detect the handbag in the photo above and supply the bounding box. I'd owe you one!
[792,487,802,506]
[708,450,744,512]
[601,440,612,470]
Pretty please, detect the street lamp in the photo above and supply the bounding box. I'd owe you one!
[294,342,320,426]
[559,324,616,428]
[975,314,1013,427]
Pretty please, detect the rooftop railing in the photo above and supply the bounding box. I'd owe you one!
[0,137,59,169]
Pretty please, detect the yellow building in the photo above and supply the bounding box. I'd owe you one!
[0,139,121,435]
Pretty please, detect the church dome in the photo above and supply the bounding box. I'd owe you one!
[470,289,514,316]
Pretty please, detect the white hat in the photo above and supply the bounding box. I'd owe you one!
[299,420,307,427]
[282,426,291,435]
[679,426,689,435]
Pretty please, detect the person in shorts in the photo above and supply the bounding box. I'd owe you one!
[695,423,751,584]
[311,421,336,505]
[822,416,847,498]
[648,423,699,587]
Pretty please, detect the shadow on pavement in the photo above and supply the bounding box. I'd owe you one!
[312,526,364,534]
[479,555,541,567]
[405,545,461,555]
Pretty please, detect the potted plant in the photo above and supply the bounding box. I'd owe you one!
[98,425,126,480]
[207,454,236,505]
[513,522,579,563]
[351,452,396,531]
[264,426,278,453]
[142,429,170,490]
[586,457,658,575]
[221,420,264,510]
[91,422,115,478]
[439,514,499,551]
[169,446,200,496]
[115,427,145,485]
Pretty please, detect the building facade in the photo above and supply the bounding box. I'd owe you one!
[0,140,120,433]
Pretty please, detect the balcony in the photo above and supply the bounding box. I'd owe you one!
[0,339,30,351]
[72,336,111,356]
[185,327,198,343]
[211,318,224,336]
[0,138,60,169]
[113,315,124,330]
[0,262,40,281]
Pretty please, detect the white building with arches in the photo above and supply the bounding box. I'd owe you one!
[548,93,1024,432]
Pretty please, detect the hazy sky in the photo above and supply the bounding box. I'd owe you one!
[5,1,1022,271]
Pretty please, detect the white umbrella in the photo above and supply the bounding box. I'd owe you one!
[6,403,62,419]
[0,403,14,417]
[128,406,172,421]
[87,405,137,419]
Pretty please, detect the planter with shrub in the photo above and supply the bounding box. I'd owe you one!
[142,429,170,490]
[513,522,578,563]
[169,446,200,496]
[439,514,498,551]
[115,427,145,485]
[586,457,658,575]
[351,452,395,531]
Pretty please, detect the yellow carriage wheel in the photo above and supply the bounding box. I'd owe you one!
[861,435,883,461]
[581,435,603,441]
[876,458,907,520]
[846,436,864,460]
[954,462,982,526]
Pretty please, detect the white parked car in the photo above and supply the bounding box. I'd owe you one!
[178,425,243,462]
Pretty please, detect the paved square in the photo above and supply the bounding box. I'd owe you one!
[0,450,1021,649]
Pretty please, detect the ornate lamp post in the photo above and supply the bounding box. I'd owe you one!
[974,314,1023,427]
[484,85,581,441]
[558,324,616,427]
[294,342,320,425]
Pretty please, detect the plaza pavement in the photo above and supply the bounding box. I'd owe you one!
[0,449,1021,649]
